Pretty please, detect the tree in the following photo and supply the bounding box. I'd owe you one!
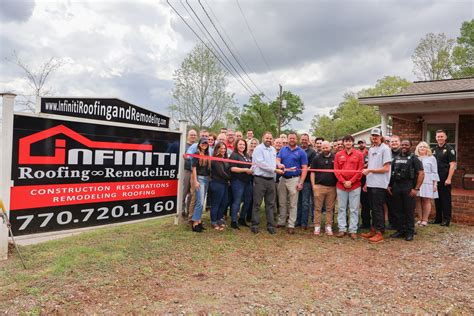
[412,33,455,80]
[169,44,235,129]
[13,52,63,111]
[231,94,276,139]
[229,90,305,139]
[310,76,411,140]
[451,20,474,78]
[271,90,305,134]
[358,76,411,97]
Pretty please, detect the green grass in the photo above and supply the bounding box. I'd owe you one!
[0,209,471,314]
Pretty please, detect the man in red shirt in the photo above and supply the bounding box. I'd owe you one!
[226,129,236,151]
[334,135,364,239]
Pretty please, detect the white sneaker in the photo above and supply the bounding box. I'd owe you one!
[325,226,333,236]
[313,226,321,236]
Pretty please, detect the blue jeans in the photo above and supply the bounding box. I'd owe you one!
[336,187,361,233]
[191,176,209,222]
[231,179,253,222]
[209,180,228,225]
[296,182,313,227]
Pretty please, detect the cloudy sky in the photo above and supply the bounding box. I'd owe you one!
[0,0,472,130]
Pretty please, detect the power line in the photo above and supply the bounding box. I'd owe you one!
[235,0,273,75]
[166,0,257,97]
[178,0,237,77]
[203,0,255,86]
[198,0,271,101]
[185,0,258,95]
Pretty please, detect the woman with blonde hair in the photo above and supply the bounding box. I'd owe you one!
[414,141,439,226]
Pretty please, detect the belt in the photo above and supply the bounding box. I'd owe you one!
[255,175,274,181]
[283,175,300,179]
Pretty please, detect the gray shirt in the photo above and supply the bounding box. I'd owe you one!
[367,143,392,189]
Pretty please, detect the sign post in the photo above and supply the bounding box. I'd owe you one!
[175,119,188,225]
[1,93,16,260]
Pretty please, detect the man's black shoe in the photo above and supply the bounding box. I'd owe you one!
[238,219,249,227]
[390,231,405,238]
[405,234,414,241]
[250,226,259,234]
[440,221,450,227]
[430,220,442,224]
[192,225,203,233]
[267,227,276,234]
[231,221,240,229]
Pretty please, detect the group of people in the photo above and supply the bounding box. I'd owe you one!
[181,127,456,243]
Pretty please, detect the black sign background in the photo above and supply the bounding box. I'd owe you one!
[41,97,170,128]
[12,115,180,185]
[10,115,180,236]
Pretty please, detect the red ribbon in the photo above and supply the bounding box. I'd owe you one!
[185,154,362,174]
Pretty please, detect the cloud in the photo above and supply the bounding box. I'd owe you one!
[0,0,35,23]
[0,0,472,132]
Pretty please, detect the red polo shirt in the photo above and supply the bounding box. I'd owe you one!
[226,141,235,151]
[334,149,364,191]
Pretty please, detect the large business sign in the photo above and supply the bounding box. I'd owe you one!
[40,97,170,128]
[9,115,180,236]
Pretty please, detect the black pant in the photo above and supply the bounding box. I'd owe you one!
[386,193,399,230]
[360,176,370,228]
[360,189,371,227]
[368,187,387,232]
[392,187,415,235]
[435,174,452,223]
[252,176,276,228]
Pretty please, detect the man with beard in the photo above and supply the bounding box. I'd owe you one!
[276,132,308,234]
[182,129,197,218]
[251,132,284,234]
[388,140,424,241]
[274,138,283,222]
[296,133,317,229]
[311,141,337,236]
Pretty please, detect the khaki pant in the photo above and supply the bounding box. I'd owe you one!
[277,177,299,228]
[314,184,336,227]
[187,188,197,221]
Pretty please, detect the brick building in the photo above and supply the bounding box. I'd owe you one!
[359,77,474,225]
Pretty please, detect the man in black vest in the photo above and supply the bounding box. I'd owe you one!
[388,140,424,241]
[433,129,456,226]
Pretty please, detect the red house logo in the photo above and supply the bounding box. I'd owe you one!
[19,125,152,165]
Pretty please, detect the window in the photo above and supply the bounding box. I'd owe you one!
[426,123,456,151]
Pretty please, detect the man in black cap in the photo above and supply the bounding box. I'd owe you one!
[433,129,456,226]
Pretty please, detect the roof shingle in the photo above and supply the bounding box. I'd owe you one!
[400,77,474,95]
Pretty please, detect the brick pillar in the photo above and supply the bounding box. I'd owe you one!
[454,115,474,188]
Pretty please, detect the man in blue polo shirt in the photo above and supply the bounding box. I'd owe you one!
[276,132,308,234]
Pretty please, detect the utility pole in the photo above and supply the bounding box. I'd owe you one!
[278,84,282,136]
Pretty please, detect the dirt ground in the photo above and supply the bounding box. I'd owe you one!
[1,216,473,314]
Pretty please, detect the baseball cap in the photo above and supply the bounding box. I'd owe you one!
[370,128,382,136]
[357,140,366,144]
[198,137,209,144]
